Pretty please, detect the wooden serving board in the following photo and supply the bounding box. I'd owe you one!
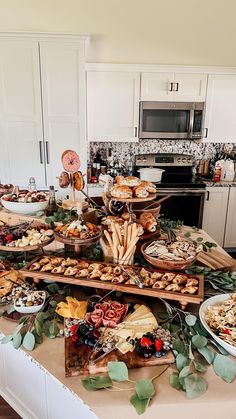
[20,255,204,310]
[54,231,101,246]
[0,236,54,252]
[111,193,157,203]
[65,339,175,377]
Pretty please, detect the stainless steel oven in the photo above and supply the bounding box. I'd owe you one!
[139,101,205,139]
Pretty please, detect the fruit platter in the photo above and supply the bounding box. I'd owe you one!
[55,296,174,376]
[0,222,54,252]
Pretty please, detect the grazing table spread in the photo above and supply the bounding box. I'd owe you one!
[0,171,236,419]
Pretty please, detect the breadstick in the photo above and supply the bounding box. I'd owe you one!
[114,223,122,246]
[123,237,139,262]
[112,232,119,260]
[124,221,128,252]
[104,230,114,251]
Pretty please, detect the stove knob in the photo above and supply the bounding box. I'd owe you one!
[142,158,147,162]
[177,157,181,163]
[187,157,192,163]
[182,157,186,163]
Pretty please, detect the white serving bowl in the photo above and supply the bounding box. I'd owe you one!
[137,168,165,183]
[199,293,236,357]
[1,197,48,215]
[14,291,46,314]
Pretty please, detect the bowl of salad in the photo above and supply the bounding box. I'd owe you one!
[199,293,236,357]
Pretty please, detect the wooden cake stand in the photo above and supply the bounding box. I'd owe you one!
[54,232,101,256]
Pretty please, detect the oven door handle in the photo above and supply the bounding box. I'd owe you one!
[157,188,207,194]
[188,107,195,139]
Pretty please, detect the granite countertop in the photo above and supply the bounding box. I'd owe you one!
[203,180,236,187]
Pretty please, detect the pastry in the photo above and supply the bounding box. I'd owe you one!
[77,261,89,269]
[0,277,13,298]
[139,181,156,194]
[181,286,198,294]
[153,280,168,289]
[100,273,113,281]
[29,262,41,271]
[186,277,198,286]
[110,185,133,199]
[88,263,104,272]
[64,266,78,276]
[133,186,149,198]
[41,263,53,272]
[59,171,70,188]
[120,176,141,187]
[61,258,78,267]
[140,268,150,278]
[90,270,103,279]
[51,257,65,266]
[75,269,89,278]
[165,283,181,292]
[73,171,85,191]
[143,277,154,287]
[51,266,65,274]
[112,274,127,283]
[151,272,163,281]
[137,224,145,236]
[173,274,188,285]
[115,175,124,185]
[140,213,157,232]
[39,257,50,266]
[162,273,176,282]
[113,266,122,275]
[101,215,122,226]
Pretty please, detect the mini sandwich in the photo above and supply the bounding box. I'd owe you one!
[120,176,141,187]
[111,185,133,199]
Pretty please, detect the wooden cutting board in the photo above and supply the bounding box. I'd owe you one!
[65,338,175,377]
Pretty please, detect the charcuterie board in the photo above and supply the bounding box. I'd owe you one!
[20,255,204,309]
[0,236,54,252]
[65,339,175,377]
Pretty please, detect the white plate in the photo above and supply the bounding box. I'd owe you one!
[14,291,46,314]
[1,197,48,215]
[199,293,236,357]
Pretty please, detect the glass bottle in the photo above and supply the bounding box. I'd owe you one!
[28,177,37,192]
[45,186,57,216]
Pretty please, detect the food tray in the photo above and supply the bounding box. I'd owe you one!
[21,255,204,310]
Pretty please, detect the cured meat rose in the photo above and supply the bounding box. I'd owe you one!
[94,302,110,312]
[102,309,122,328]
[85,308,103,328]
[110,301,128,318]
[85,301,128,328]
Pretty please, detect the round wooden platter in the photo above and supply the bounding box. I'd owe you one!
[110,193,157,203]
[0,236,54,252]
[54,231,101,246]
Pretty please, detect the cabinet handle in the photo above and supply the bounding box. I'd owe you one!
[39,141,44,164]
[45,141,50,164]
[206,190,210,201]
[204,128,208,138]
[134,127,138,137]
[169,82,174,92]
[175,82,179,92]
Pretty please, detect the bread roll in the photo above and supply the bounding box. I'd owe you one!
[133,186,149,198]
[73,171,85,191]
[111,185,132,199]
[140,181,157,194]
[59,171,70,188]
[120,176,141,187]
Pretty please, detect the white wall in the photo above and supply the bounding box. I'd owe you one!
[0,0,236,66]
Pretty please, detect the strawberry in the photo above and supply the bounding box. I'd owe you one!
[154,339,163,352]
[140,337,152,347]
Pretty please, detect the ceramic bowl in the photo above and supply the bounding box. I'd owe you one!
[199,294,236,357]
[14,291,46,314]
[1,197,48,215]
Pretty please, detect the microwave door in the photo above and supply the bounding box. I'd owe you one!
[140,107,190,139]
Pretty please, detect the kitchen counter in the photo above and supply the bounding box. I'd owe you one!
[202,180,236,187]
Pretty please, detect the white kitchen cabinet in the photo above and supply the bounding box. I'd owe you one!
[0,40,46,188]
[141,72,207,102]
[224,187,236,248]
[87,71,140,142]
[202,187,229,247]
[204,74,236,142]
[0,35,87,188]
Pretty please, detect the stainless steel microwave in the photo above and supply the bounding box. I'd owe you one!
[139,101,205,140]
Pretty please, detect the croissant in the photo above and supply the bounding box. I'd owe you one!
[186,278,199,286]
[173,274,188,285]
[140,212,157,232]
[165,283,181,292]
[153,280,168,289]
[181,286,198,294]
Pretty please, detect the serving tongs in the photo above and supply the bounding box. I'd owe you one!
[166,228,176,245]
[120,265,144,289]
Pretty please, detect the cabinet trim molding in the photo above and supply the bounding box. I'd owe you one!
[0,32,89,41]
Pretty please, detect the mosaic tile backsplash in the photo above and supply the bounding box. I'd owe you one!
[89,140,236,167]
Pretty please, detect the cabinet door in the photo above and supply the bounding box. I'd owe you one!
[204,75,236,142]
[0,40,46,187]
[87,71,140,142]
[224,188,236,248]
[202,187,229,246]
[40,41,86,186]
[141,72,174,101]
[173,73,207,102]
